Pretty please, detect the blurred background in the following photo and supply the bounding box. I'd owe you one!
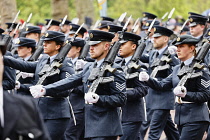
[0,0,209,30]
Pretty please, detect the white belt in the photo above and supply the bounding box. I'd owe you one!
[126,88,134,90]
[175,96,194,104]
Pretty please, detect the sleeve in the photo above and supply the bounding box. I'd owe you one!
[44,72,83,96]
[3,66,16,90]
[95,67,127,108]
[126,81,148,101]
[4,56,37,73]
[183,71,210,103]
[146,73,173,91]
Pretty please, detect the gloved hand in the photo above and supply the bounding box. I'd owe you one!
[168,45,177,55]
[15,81,20,90]
[173,86,187,97]
[139,71,149,81]
[21,72,34,79]
[29,85,46,98]
[75,59,87,71]
[84,92,99,103]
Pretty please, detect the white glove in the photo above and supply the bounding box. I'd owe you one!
[75,59,87,71]
[21,72,34,79]
[29,85,46,98]
[173,86,187,97]
[139,71,149,81]
[168,45,177,55]
[84,92,99,103]
[15,81,20,90]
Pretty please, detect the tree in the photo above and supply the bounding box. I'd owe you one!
[51,0,69,20]
[0,0,17,30]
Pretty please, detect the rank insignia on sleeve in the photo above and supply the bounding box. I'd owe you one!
[115,82,126,91]
[201,79,210,88]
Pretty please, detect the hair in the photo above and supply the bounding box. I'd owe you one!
[27,46,36,53]
[55,41,64,51]
[188,44,197,56]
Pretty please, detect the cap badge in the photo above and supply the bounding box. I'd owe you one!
[177,37,180,41]
[189,18,193,22]
[146,22,149,26]
[89,33,94,38]
[143,14,146,17]
[26,28,28,31]
[45,33,49,37]
[154,27,156,32]
[107,25,110,30]
[15,38,20,44]
[69,25,72,30]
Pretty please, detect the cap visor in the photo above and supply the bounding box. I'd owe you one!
[89,41,101,45]
[119,40,128,44]
[152,33,162,38]
[189,22,197,27]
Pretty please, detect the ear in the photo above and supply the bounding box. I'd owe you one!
[55,45,61,50]
[131,43,137,50]
[77,47,82,53]
[104,42,110,51]
[28,47,32,53]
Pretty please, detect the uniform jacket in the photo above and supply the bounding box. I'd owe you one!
[146,63,210,125]
[142,47,180,110]
[3,52,16,90]
[120,59,148,122]
[3,54,75,119]
[2,91,50,140]
[44,62,127,138]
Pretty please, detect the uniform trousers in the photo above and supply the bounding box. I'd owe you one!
[64,112,85,140]
[120,121,142,140]
[45,118,69,140]
[148,109,179,140]
[177,121,208,140]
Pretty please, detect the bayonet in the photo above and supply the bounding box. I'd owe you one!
[168,8,175,20]
[12,10,20,24]
[61,15,67,25]
[93,19,101,30]
[161,12,168,21]
[123,15,132,31]
[131,18,139,33]
[20,13,32,30]
[179,19,189,34]
[46,19,52,30]
[118,12,127,23]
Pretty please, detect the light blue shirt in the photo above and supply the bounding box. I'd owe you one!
[182,56,194,65]
[96,58,105,67]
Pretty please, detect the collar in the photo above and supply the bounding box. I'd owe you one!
[72,57,78,65]
[182,56,194,65]
[49,54,58,63]
[124,56,132,65]
[157,45,168,55]
[24,55,32,61]
[96,58,105,67]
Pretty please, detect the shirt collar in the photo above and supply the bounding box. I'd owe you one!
[49,54,58,63]
[157,45,167,55]
[24,55,32,61]
[124,56,132,65]
[96,58,105,67]
[182,56,194,65]
[72,57,78,65]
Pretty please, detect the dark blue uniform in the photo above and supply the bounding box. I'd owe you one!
[120,59,148,140]
[3,52,16,91]
[44,62,127,139]
[2,91,50,140]
[64,58,85,140]
[146,62,210,140]
[3,54,75,140]
[141,47,180,140]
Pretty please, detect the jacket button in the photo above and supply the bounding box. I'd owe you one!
[28,133,34,139]
[87,85,90,88]
[5,138,11,140]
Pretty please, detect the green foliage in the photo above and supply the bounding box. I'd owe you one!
[16,0,210,24]
[16,0,77,25]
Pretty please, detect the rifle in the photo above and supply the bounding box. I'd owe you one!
[27,19,53,62]
[19,13,33,37]
[130,18,139,33]
[164,8,175,27]
[0,11,20,51]
[59,15,67,32]
[150,19,189,78]
[87,16,132,94]
[125,18,156,79]
[160,12,169,22]
[177,39,210,93]
[36,23,84,85]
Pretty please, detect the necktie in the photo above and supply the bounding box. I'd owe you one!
[180,62,185,69]
[155,51,159,58]
[47,58,51,65]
